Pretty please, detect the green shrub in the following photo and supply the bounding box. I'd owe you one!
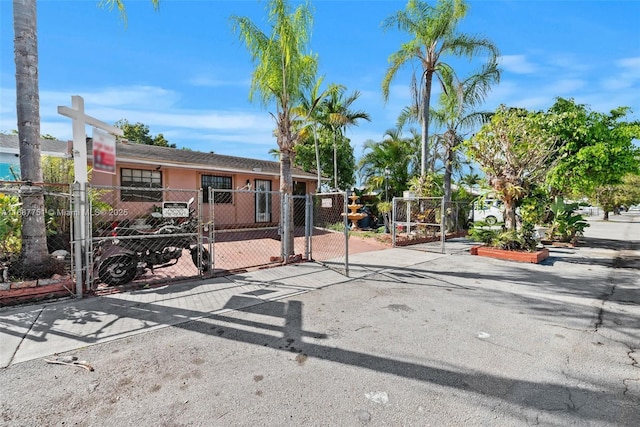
[469,222,538,252]
[548,196,589,242]
[0,193,22,260]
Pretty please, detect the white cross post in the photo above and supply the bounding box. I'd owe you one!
[58,95,123,297]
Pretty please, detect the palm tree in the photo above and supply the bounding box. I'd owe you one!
[11,0,160,276]
[13,0,48,270]
[432,60,500,209]
[231,0,317,257]
[459,171,483,193]
[382,0,499,177]
[102,0,160,24]
[294,80,343,190]
[319,88,371,189]
[359,127,414,199]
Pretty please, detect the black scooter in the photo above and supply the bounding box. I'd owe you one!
[94,198,210,286]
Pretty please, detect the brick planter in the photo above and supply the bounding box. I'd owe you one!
[0,277,75,307]
[470,245,549,264]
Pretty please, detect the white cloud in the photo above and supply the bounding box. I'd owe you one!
[547,78,587,95]
[601,56,640,91]
[188,75,251,88]
[498,55,538,74]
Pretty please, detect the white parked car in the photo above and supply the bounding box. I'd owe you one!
[470,199,504,225]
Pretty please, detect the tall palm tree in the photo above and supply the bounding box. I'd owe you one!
[231,0,317,257]
[102,0,160,24]
[382,0,499,177]
[294,80,342,190]
[432,59,500,209]
[319,88,371,189]
[13,0,48,270]
[11,0,160,276]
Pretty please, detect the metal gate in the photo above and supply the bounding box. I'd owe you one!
[392,196,472,253]
[310,192,349,275]
[88,185,207,291]
[392,196,445,253]
[84,186,350,292]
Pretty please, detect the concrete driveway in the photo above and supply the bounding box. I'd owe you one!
[0,213,638,426]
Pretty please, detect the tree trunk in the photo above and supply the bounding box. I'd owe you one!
[314,126,321,191]
[14,0,49,268]
[443,141,454,232]
[280,148,295,258]
[421,70,434,177]
[333,130,338,190]
[504,198,517,231]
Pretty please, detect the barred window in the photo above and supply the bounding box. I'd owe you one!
[202,175,232,204]
[120,168,162,202]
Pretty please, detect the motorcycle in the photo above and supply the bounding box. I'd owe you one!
[94,198,210,286]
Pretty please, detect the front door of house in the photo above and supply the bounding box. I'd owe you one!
[255,179,271,223]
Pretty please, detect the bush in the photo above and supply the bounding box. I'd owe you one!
[469,222,538,252]
[0,194,22,260]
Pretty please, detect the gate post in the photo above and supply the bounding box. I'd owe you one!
[71,182,84,298]
[305,194,312,261]
[282,193,291,262]
[440,196,446,254]
[343,191,349,277]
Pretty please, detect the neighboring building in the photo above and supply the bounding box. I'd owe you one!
[0,134,318,226]
[0,135,69,180]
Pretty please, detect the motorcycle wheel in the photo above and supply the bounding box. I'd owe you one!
[98,255,137,286]
[191,246,211,272]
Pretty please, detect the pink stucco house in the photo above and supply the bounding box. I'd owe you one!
[0,134,318,227]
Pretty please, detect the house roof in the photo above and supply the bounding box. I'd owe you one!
[0,134,69,157]
[0,134,317,180]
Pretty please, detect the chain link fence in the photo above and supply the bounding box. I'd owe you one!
[3,182,353,299]
[209,188,287,273]
[89,185,208,291]
[310,192,348,275]
[0,181,74,296]
[391,196,472,253]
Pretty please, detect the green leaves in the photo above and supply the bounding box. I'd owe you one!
[546,98,640,198]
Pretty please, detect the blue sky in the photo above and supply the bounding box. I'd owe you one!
[1,0,639,163]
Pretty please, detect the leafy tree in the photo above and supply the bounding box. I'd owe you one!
[114,119,175,148]
[382,0,498,177]
[595,174,640,218]
[615,174,640,209]
[295,127,355,191]
[545,98,640,219]
[464,106,558,230]
[231,0,318,256]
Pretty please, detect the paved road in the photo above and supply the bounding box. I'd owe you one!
[1,213,638,426]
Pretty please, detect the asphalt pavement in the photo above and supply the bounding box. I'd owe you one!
[0,213,638,426]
